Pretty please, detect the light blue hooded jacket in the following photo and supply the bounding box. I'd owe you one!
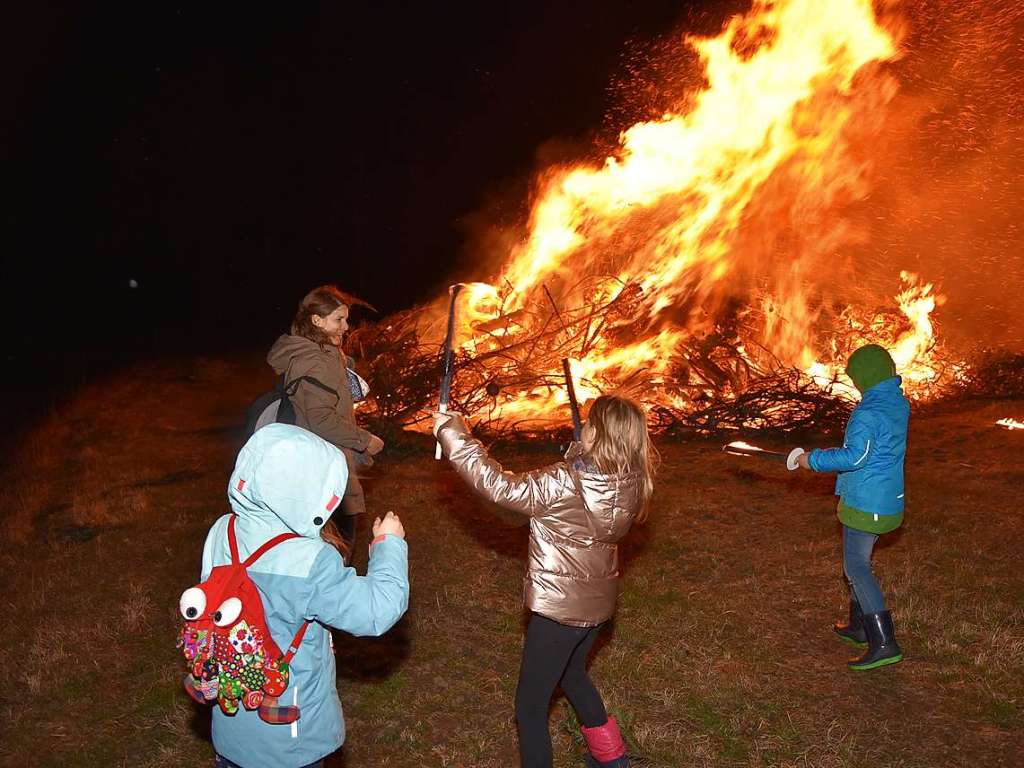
[201,423,409,768]
[808,376,909,517]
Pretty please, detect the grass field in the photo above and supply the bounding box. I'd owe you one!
[1,355,1022,767]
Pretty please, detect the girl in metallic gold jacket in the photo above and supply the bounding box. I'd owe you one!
[434,396,655,768]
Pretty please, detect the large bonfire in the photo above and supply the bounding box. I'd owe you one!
[350,0,984,437]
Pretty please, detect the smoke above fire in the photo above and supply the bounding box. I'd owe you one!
[366,0,1024,432]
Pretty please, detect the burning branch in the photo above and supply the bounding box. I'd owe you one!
[348,280,865,439]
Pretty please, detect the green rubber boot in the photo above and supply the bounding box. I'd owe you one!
[848,611,903,670]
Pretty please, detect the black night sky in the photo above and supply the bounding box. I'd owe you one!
[6,2,729,418]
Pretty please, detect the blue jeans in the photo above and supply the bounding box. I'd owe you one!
[843,525,886,613]
[215,756,322,768]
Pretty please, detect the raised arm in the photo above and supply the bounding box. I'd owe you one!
[305,536,409,637]
[435,414,566,516]
[808,409,874,473]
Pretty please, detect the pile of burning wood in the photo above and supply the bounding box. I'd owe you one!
[346,281,1020,440]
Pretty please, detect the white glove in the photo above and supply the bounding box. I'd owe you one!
[787,447,806,471]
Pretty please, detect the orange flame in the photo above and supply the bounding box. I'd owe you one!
[406,0,960,429]
[805,272,950,399]
[502,0,895,312]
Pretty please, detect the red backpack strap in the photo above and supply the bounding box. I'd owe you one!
[282,620,311,664]
[228,515,301,567]
[227,515,241,565]
[242,531,301,568]
[227,516,307,661]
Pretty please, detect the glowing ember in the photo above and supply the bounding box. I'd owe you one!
[725,441,766,452]
[996,418,1024,431]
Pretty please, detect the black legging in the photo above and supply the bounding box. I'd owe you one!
[515,612,609,768]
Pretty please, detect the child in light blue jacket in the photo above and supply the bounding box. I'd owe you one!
[201,423,409,768]
[796,344,908,670]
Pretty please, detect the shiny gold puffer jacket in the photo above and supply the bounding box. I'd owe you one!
[436,415,643,627]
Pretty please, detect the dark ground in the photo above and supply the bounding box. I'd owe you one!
[1,354,1022,767]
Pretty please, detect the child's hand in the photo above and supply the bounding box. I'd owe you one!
[366,434,385,455]
[432,411,458,436]
[373,511,405,540]
[796,451,811,470]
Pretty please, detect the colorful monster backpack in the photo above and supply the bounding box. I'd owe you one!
[178,515,310,723]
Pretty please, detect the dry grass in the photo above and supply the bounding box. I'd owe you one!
[0,355,1021,767]
[1,415,72,544]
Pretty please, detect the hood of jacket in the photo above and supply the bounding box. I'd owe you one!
[267,333,330,375]
[228,423,348,539]
[566,443,642,531]
[860,374,905,404]
[846,344,897,393]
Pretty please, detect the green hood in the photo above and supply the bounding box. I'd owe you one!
[846,344,897,393]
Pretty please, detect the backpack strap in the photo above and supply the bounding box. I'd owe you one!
[282,620,311,664]
[227,515,301,567]
[248,519,312,663]
[285,375,339,399]
[228,514,241,565]
[226,515,311,661]
[242,531,301,568]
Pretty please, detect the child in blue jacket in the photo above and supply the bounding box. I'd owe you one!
[201,424,409,767]
[795,344,908,670]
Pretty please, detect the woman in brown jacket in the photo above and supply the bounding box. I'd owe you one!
[433,395,655,768]
[267,285,385,553]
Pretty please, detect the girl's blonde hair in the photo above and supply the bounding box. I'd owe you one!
[585,395,657,522]
[320,519,351,560]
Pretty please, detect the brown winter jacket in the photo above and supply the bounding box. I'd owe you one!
[267,334,372,516]
[436,414,643,627]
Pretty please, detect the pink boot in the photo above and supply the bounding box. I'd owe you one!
[581,716,629,767]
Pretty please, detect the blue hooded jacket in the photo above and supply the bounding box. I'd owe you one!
[808,376,909,517]
[201,424,409,768]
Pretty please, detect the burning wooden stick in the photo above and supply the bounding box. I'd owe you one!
[435,283,464,460]
[723,440,805,470]
[561,358,583,441]
[542,284,584,441]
